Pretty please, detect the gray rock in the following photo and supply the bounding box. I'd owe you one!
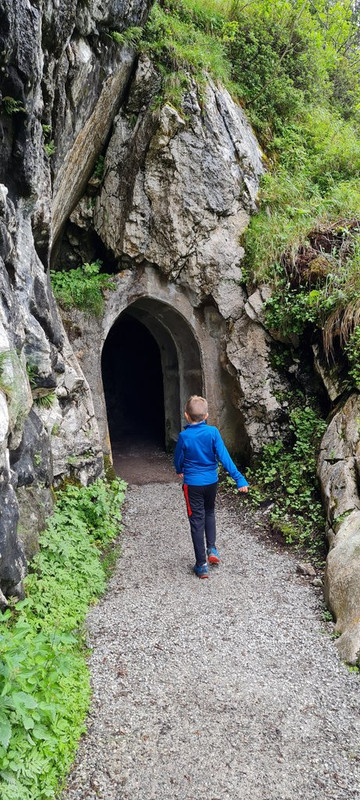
[297,562,316,578]
[325,509,360,632]
[96,74,264,299]
[0,483,26,598]
[318,395,360,655]
[335,622,360,665]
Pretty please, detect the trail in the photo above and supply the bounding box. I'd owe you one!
[62,480,360,800]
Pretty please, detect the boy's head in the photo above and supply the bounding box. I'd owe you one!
[185,395,208,423]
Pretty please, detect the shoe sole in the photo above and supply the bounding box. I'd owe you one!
[208,555,220,564]
[193,569,209,578]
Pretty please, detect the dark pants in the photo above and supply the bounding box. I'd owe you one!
[183,482,218,565]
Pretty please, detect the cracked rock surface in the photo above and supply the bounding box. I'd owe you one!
[62,483,360,800]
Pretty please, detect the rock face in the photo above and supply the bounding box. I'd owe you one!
[0,0,153,597]
[96,70,262,292]
[318,394,360,662]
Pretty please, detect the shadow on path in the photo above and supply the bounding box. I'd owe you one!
[111,436,176,485]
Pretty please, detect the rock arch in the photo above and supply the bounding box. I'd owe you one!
[101,297,203,451]
[66,267,250,464]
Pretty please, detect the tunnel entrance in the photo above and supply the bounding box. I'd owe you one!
[101,313,165,448]
[101,298,204,460]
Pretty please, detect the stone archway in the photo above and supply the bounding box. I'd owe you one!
[101,297,203,452]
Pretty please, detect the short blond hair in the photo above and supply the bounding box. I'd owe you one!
[185,395,208,422]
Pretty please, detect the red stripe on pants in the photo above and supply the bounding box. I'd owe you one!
[183,484,192,517]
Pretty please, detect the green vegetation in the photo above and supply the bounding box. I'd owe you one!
[50,260,116,316]
[26,362,38,390]
[111,26,144,47]
[141,1,232,106]
[91,155,105,181]
[44,140,56,158]
[247,405,327,561]
[345,325,360,387]
[0,477,126,800]
[137,0,360,384]
[2,97,25,115]
[34,392,56,409]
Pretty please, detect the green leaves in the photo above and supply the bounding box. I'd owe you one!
[0,718,11,750]
[249,405,327,560]
[0,477,126,799]
[50,260,116,316]
[344,325,360,387]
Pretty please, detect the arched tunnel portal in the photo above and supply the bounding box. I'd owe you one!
[101,298,203,454]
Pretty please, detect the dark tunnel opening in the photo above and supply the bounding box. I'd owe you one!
[101,312,165,449]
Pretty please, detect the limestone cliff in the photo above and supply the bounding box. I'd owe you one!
[0,0,148,597]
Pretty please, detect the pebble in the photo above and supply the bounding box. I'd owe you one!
[62,483,360,800]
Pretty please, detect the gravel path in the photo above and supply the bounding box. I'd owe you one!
[63,482,360,800]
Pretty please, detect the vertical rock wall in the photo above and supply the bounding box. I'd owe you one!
[0,0,150,598]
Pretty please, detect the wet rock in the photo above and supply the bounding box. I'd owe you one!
[0,483,26,598]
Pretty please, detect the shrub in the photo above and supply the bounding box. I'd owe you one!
[248,405,327,560]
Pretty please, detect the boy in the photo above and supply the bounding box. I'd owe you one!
[174,395,248,579]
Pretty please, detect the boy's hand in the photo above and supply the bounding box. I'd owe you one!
[178,473,184,479]
[238,486,248,493]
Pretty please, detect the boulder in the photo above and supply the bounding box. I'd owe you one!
[319,394,360,659]
[95,70,264,305]
[325,509,360,635]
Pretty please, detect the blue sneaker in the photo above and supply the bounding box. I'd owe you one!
[207,546,220,565]
[193,563,209,579]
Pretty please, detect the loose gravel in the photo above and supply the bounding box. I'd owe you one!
[62,482,360,800]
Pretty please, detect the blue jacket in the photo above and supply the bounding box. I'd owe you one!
[174,420,248,487]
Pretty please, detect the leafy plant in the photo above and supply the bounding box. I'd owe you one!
[247,404,327,561]
[2,96,25,115]
[44,140,56,158]
[0,477,126,800]
[91,155,105,181]
[26,362,38,390]
[111,26,144,47]
[344,325,360,387]
[50,260,116,316]
[34,392,56,409]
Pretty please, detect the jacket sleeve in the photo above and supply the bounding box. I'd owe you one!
[214,429,248,488]
[174,434,185,474]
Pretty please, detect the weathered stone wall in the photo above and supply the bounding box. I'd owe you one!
[0,0,149,599]
[318,394,360,662]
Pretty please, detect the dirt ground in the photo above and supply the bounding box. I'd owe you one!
[111,437,177,485]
